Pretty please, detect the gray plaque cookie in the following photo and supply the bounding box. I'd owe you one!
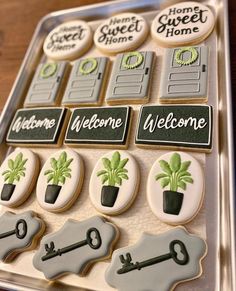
[106,227,207,291]
[24,62,69,107]
[159,46,208,103]
[106,51,155,104]
[62,57,109,106]
[33,216,119,280]
[0,211,45,262]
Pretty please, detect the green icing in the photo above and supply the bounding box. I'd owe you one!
[44,151,73,185]
[79,58,98,75]
[97,151,129,187]
[155,153,193,192]
[175,47,198,66]
[2,153,28,184]
[40,63,58,79]
[122,51,143,69]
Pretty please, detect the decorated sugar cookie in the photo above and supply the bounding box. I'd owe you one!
[135,104,213,152]
[0,211,45,262]
[65,106,132,148]
[0,149,39,207]
[6,107,68,147]
[33,216,119,280]
[62,57,109,106]
[106,51,155,104]
[147,152,204,225]
[151,2,215,47]
[89,151,139,215]
[24,61,69,107]
[43,20,93,60]
[94,13,149,54]
[105,227,207,291]
[36,149,84,212]
[160,46,209,103]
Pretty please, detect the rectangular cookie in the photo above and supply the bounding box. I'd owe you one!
[62,57,109,106]
[159,46,209,103]
[65,106,132,148]
[6,107,69,147]
[24,62,69,107]
[135,104,213,152]
[106,51,155,104]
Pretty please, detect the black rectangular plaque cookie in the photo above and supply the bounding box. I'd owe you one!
[135,105,213,151]
[6,107,68,146]
[65,106,132,148]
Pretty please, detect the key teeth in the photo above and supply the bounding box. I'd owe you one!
[119,253,132,264]
[45,241,55,253]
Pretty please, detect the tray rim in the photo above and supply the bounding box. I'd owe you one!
[0,0,235,290]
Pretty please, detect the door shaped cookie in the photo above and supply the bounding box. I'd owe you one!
[159,46,208,103]
[106,51,155,104]
[62,57,109,106]
[24,62,68,107]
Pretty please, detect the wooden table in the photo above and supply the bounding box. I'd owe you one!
[0,0,235,112]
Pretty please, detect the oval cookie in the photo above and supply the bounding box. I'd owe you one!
[36,149,84,212]
[147,152,204,225]
[0,149,39,207]
[151,1,215,47]
[94,13,149,54]
[43,20,93,60]
[89,151,139,215]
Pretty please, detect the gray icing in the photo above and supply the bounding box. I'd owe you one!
[106,51,155,104]
[6,107,68,145]
[33,216,118,280]
[135,104,213,150]
[24,62,68,106]
[105,227,207,291]
[62,57,108,105]
[0,211,42,261]
[160,46,208,101]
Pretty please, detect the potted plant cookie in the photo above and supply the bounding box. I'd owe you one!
[44,151,73,204]
[155,152,193,215]
[97,151,129,207]
[1,152,27,201]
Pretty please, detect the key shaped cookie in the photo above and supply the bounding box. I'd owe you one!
[33,216,119,280]
[105,227,207,291]
[0,211,45,262]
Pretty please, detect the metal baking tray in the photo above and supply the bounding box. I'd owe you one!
[0,0,235,290]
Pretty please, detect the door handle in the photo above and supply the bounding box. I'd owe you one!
[202,65,206,72]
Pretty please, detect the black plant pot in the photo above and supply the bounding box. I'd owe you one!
[101,185,119,207]
[163,190,184,215]
[45,184,62,204]
[1,183,16,201]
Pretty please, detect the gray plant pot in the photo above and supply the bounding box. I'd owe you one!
[101,185,119,207]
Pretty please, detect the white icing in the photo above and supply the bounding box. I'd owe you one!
[43,21,92,60]
[89,151,139,215]
[147,152,204,225]
[12,116,56,132]
[71,115,123,132]
[36,149,84,212]
[0,148,38,207]
[94,13,149,54]
[151,2,215,46]
[143,113,207,132]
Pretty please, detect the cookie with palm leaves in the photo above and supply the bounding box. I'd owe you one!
[147,152,204,225]
[36,149,84,212]
[89,151,139,215]
[0,148,39,207]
